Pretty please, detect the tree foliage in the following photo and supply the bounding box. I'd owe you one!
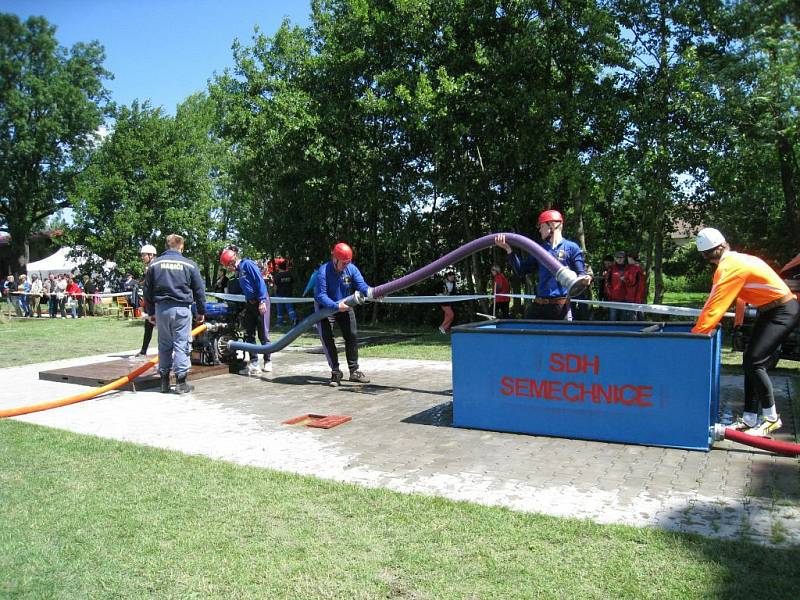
[70,96,231,281]
[0,14,110,270]
[10,3,795,306]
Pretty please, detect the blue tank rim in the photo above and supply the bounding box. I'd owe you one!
[451,319,718,339]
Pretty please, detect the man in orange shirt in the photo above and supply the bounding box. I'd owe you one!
[692,228,800,436]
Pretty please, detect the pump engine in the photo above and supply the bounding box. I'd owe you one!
[191,301,242,367]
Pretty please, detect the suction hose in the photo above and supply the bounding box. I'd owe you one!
[0,323,208,418]
[714,424,800,457]
[228,232,590,356]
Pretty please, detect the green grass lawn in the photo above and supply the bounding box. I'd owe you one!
[2,419,799,599]
[0,315,155,368]
[2,307,800,597]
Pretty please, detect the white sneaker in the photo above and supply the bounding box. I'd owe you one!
[239,361,261,376]
[261,361,273,373]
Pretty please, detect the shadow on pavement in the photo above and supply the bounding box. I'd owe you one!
[402,401,454,427]
[268,375,452,398]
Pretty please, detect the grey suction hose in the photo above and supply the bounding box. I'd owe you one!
[228,291,366,356]
[228,232,589,356]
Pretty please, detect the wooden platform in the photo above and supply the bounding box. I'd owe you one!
[38,358,230,390]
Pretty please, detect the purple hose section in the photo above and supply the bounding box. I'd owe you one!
[229,232,578,356]
[371,233,564,298]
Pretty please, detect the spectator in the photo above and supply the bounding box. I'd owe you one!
[56,274,68,318]
[123,273,138,307]
[66,276,81,318]
[598,255,614,301]
[303,264,322,297]
[490,265,511,319]
[4,274,20,317]
[604,251,634,321]
[627,252,647,320]
[18,274,31,317]
[42,275,53,317]
[213,271,229,293]
[83,275,98,316]
[439,271,458,333]
[134,244,158,358]
[572,264,594,321]
[30,274,43,317]
[273,260,297,327]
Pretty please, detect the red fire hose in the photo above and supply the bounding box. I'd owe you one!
[722,427,800,457]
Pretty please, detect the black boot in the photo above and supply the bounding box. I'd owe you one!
[329,370,344,387]
[160,372,171,394]
[175,375,194,395]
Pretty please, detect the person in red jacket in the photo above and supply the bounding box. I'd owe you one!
[65,276,81,319]
[627,253,647,304]
[490,265,511,318]
[692,228,800,437]
[604,251,634,320]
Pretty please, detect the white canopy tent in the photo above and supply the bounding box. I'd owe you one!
[25,247,116,279]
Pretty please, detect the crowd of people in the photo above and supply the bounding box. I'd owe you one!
[2,272,104,319]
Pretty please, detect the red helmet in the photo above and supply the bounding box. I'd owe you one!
[537,209,563,225]
[219,247,237,267]
[332,242,353,263]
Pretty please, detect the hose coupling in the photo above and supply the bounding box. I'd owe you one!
[555,266,591,298]
[712,423,727,441]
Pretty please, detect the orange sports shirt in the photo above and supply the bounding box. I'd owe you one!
[692,251,791,335]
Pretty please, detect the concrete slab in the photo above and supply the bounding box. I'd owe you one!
[2,350,798,546]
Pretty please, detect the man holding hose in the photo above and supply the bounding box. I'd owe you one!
[692,228,800,437]
[495,209,588,320]
[315,242,372,387]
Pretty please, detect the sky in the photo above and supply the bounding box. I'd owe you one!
[3,0,312,113]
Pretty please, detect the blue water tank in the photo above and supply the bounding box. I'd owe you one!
[451,320,721,451]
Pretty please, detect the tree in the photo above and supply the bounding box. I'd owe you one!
[70,96,230,280]
[0,14,110,273]
[696,0,799,261]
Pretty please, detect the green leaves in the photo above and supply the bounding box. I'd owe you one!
[70,96,230,280]
[0,14,110,268]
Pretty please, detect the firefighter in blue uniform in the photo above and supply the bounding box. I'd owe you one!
[495,209,588,320]
[220,245,272,375]
[315,242,372,386]
[143,234,206,394]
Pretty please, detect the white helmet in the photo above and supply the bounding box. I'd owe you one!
[140,244,157,255]
[695,228,726,252]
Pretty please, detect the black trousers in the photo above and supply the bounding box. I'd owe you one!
[524,301,571,320]
[140,319,154,354]
[242,302,270,362]
[495,302,510,319]
[317,309,359,373]
[744,299,800,414]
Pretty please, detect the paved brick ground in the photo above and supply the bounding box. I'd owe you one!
[2,350,798,546]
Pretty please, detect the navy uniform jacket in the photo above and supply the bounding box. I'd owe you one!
[144,249,206,315]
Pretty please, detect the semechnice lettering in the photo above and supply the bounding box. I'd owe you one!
[498,376,653,407]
